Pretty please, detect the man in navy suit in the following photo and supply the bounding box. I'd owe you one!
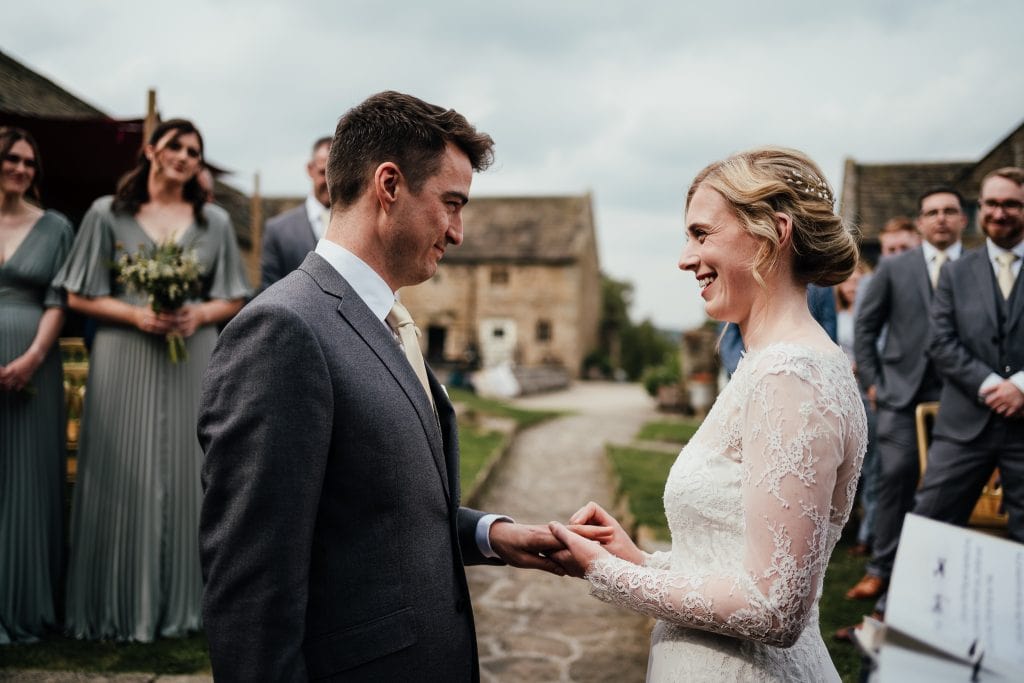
[915,167,1024,540]
[260,136,333,289]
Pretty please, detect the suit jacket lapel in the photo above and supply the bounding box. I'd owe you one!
[429,370,461,503]
[302,214,318,250]
[300,253,452,502]
[1007,259,1024,331]
[966,249,1001,331]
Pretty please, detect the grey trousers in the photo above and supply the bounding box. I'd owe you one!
[865,408,920,580]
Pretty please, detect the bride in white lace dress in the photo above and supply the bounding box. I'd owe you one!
[551,147,867,681]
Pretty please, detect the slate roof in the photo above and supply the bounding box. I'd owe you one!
[841,160,972,238]
[445,194,595,264]
[840,118,1024,241]
[0,49,105,118]
[1,49,253,244]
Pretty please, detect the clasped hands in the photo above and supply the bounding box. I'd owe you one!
[135,304,204,338]
[488,502,644,579]
[980,379,1024,419]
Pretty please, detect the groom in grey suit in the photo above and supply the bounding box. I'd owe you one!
[915,167,1024,541]
[848,187,966,605]
[199,92,565,681]
[260,137,333,290]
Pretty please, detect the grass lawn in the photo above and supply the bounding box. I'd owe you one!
[1,389,560,675]
[447,386,564,429]
[636,418,701,444]
[607,421,871,683]
[607,445,676,541]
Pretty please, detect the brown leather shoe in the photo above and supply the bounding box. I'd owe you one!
[846,542,870,557]
[845,574,887,600]
[833,611,884,642]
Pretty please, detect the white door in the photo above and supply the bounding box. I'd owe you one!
[479,318,517,367]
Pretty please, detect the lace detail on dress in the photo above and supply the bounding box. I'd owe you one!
[587,344,866,656]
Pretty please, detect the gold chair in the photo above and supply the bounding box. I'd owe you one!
[61,337,89,483]
[915,401,1007,529]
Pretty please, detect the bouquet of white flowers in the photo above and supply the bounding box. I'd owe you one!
[116,241,203,363]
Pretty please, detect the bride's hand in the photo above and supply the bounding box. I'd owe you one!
[569,501,645,565]
[548,522,609,578]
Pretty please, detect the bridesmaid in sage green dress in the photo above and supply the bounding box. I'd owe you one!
[0,127,73,644]
[54,119,251,641]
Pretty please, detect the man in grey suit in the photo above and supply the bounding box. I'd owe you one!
[260,136,332,290]
[915,167,1024,540]
[847,187,966,604]
[198,92,569,681]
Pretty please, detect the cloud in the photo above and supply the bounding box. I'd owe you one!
[2,0,1022,329]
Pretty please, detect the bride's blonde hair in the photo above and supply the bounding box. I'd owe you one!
[686,146,859,288]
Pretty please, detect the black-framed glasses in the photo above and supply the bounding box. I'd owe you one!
[980,199,1024,213]
[920,207,962,219]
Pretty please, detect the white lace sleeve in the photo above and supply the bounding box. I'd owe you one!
[586,365,851,648]
[643,551,672,570]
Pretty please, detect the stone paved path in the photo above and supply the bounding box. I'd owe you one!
[467,381,661,683]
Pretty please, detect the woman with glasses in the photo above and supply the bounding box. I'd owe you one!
[54,119,251,641]
[0,126,73,644]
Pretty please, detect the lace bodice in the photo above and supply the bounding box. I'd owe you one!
[588,344,867,652]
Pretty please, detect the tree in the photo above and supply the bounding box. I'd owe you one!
[586,273,676,381]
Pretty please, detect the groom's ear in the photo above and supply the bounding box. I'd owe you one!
[374,162,402,212]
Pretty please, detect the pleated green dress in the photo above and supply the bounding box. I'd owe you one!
[54,196,252,642]
[0,211,73,644]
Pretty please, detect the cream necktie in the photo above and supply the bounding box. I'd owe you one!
[319,207,330,239]
[930,251,948,288]
[996,251,1018,299]
[386,301,435,409]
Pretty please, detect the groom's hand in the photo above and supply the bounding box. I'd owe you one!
[548,522,607,578]
[488,522,567,576]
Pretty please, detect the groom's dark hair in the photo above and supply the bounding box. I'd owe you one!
[326,90,495,208]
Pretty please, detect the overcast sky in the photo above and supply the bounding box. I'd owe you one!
[3,1,1022,329]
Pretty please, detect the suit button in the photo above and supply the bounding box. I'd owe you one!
[1007,366,1013,374]
[455,598,467,613]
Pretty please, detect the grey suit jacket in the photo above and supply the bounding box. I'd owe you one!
[199,253,498,682]
[855,246,941,411]
[928,246,1024,442]
[261,205,317,290]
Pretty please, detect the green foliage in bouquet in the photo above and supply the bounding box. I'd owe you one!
[116,241,203,363]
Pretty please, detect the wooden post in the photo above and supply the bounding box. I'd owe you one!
[249,172,262,288]
[143,88,158,143]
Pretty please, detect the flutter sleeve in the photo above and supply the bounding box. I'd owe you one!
[203,205,253,301]
[43,211,74,308]
[585,363,849,648]
[52,197,116,298]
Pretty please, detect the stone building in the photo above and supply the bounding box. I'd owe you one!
[398,194,602,380]
[840,119,1024,262]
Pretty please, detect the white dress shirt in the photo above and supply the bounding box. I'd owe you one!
[313,239,509,558]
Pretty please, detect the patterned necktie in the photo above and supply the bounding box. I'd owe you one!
[996,251,1018,299]
[386,301,435,409]
[929,251,948,289]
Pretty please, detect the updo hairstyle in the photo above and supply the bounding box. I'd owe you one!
[686,146,858,288]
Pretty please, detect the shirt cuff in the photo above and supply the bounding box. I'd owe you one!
[979,373,1003,398]
[1010,372,1024,396]
[476,513,514,559]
